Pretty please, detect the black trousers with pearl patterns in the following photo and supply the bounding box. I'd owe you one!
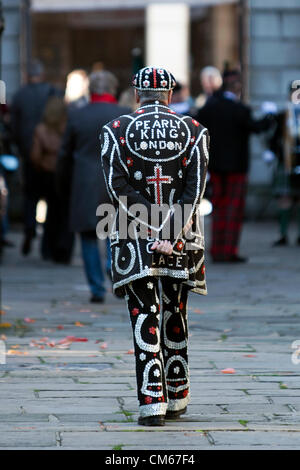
[124,276,190,418]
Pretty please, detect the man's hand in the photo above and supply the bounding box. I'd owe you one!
[151,240,173,255]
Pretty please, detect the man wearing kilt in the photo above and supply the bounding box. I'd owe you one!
[197,69,272,262]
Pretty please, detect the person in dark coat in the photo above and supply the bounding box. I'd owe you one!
[10,60,61,256]
[100,67,208,426]
[30,96,73,262]
[196,69,272,262]
[57,71,129,303]
[268,83,300,246]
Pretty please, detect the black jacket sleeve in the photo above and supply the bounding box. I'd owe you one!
[239,104,273,134]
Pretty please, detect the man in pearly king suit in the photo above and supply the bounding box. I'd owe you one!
[100,67,209,426]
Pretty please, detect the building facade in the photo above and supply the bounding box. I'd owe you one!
[2,0,300,217]
[247,0,300,216]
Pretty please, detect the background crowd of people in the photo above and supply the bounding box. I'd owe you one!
[1,59,299,302]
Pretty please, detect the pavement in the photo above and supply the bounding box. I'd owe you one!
[1,219,300,450]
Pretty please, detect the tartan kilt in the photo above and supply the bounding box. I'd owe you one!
[210,172,247,260]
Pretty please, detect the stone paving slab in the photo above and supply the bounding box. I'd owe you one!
[37,390,136,398]
[0,383,133,391]
[0,398,121,414]
[2,445,297,450]
[105,422,246,431]
[59,431,212,448]
[209,430,300,447]
[0,431,58,448]
[247,390,300,396]
[224,404,293,413]
[0,421,251,432]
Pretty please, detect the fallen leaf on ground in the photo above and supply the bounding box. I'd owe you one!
[7,350,28,355]
[0,309,6,315]
[56,325,64,330]
[24,318,36,323]
[56,343,72,349]
[100,342,108,349]
[13,426,36,430]
[58,337,70,345]
[243,354,256,358]
[75,321,85,327]
[193,308,204,314]
[39,337,49,343]
[0,334,7,340]
[68,336,88,342]
[0,323,12,328]
[58,336,88,343]
[79,309,91,313]
[11,345,20,349]
[126,349,134,355]
[221,368,236,374]
[29,338,51,349]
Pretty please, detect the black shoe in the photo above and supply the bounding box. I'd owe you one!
[90,295,105,304]
[166,407,187,420]
[138,415,165,426]
[1,239,15,248]
[228,255,248,263]
[21,235,33,256]
[53,253,72,264]
[272,236,288,247]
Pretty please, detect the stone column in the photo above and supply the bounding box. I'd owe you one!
[2,0,22,102]
[211,3,239,72]
[146,3,190,85]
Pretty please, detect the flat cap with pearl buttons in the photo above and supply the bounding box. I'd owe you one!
[132,67,176,92]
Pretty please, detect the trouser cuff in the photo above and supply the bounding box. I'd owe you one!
[139,402,168,417]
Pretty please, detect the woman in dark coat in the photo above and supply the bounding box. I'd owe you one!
[30,96,73,262]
